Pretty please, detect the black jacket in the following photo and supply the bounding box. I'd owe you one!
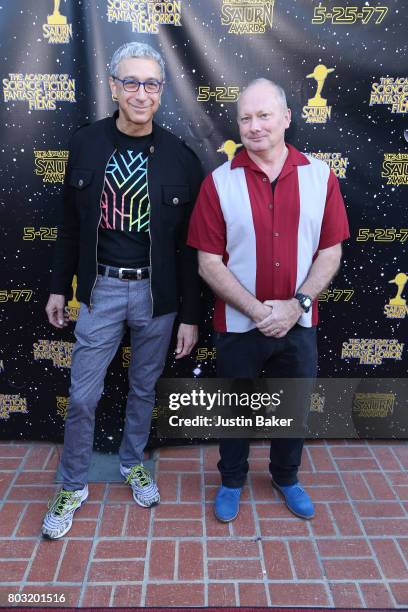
[51,112,203,323]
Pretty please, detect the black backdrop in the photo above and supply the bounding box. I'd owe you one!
[1,0,406,449]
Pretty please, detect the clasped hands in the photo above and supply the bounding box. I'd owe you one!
[254,298,303,338]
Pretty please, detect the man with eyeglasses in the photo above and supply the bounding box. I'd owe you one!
[42,42,203,539]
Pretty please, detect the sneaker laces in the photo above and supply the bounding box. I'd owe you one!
[47,489,81,516]
[125,465,151,488]
[124,465,159,505]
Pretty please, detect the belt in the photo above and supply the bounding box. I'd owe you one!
[97,264,150,281]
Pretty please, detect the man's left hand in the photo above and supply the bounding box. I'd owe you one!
[256,299,302,338]
[175,323,199,359]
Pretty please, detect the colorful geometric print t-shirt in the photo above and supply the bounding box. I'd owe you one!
[97,124,153,268]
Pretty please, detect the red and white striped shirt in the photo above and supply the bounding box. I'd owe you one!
[188,144,349,333]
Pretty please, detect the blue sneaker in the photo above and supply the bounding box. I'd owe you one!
[272,481,314,519]
[214,485,242,522]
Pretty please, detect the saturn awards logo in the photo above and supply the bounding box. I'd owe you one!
[67,276,80,321]
[56,396,68,419]
[384,273,408,319]
[217,140,242,161]
[34,150,68,183]
[221,0,275,34]
[381,153,408,186]
[122,346,131,368]
[302,64,334,124]
[353,393,395,418]
[43,0,73,44]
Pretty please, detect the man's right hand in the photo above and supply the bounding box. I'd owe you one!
[252,303,273,325]
[45,294,69,328]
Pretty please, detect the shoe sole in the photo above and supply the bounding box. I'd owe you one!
[133,493,160,508]
[42,521,73,540]
[213,507,239,523]
[42,491,89,540]
[272,481,314,520]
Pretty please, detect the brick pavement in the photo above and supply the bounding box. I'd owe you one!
[0,440,407,607]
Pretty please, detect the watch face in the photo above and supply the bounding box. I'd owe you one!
[295,293,312,311]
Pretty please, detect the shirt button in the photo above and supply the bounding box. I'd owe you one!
[78,179,84,187]
[268,204,273,209]
[262,177,268,182]
[274,232,279,237]
[150,145,155,154]
[275,262,280,267]
[172,197,179,205]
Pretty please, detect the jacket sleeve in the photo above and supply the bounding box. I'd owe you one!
[49,135,80,296]
[177,144,204,325]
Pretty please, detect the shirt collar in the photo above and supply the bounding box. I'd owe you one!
[231,143,310,178]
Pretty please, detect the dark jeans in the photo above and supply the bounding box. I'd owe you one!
[215,324,318,487]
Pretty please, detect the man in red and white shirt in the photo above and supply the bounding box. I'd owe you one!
[188,78,349,523]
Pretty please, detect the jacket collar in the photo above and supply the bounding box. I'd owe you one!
[231,143,310,179]
[105,110,163,153]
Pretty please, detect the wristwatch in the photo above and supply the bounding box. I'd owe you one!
[294,292,312,313]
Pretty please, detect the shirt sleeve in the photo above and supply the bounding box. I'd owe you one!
[318,170,350,250]
[187,173,226,255]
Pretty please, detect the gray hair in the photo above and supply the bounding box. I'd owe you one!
[110,42,165,81]
[238,78,288,110]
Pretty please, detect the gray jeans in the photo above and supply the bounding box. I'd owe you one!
[59,274,176,490]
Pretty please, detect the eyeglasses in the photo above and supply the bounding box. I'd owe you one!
[112,77,163,94]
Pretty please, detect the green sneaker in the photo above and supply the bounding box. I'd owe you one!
[42,485,88,539]
[120,464,160,507]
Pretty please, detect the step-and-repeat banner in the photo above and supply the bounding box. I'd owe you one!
[1,0,406,449]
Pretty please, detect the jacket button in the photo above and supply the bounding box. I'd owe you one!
[172,197,179,205]
[150,145,155,154]
[78,179,84,187]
